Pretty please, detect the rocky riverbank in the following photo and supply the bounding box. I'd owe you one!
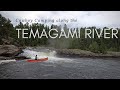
[0,45,24,60]
[56,49,120,58]
[25,47,120,58]
[1,46,120,60]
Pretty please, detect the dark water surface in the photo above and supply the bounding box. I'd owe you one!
[0,57,120,79]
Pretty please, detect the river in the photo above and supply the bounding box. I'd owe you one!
[0,47,120,79]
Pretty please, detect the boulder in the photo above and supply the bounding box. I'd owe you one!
[0,56,12,60]
[0,45,23,57]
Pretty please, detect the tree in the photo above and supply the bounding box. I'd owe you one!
[99,41,107,54]
[0,14,14,44]
[89,41,99,53]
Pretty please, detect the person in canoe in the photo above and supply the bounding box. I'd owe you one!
[35,55,37,60]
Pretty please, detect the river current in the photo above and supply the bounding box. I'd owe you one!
[0,47,120,79]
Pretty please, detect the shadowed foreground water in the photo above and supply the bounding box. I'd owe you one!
[0,57,120,79]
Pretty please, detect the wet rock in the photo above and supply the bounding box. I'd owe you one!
[15,56,29,60]
[56,49,120,58]
[0,56,12,60]
[0,45,23,57]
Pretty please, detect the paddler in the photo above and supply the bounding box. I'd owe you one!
[35,55,37,60]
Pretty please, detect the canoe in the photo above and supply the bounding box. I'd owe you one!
[27,57,48,62]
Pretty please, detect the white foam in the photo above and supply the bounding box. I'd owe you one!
[19,49,57,59]
[19,48,74,63]
[46,57,73,63]
[0,59,16,64]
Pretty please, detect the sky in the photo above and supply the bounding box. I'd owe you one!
[0,11,120,28]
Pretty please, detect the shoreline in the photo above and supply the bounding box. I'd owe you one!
[0,46,120,60]
[56,49,120,58]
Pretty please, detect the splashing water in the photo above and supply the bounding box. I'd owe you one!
[19,49,57,59]
[19,47,73,63]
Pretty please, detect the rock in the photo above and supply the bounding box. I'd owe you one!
[1,37,14,45]
[56,49,120,58]
[14,56,29,60]
[0,56,12,60]
[0,45,23,57]
[2,38,11,45]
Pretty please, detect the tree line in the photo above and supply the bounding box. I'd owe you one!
[0,14,120,53]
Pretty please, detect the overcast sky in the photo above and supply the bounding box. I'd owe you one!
[0,11,120,28]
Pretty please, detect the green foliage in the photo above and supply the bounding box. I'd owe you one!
[0,14,13,39]
[99,41,107,54]
[0,14,120,54]
[89,41,99,53]
[108,47,118,52]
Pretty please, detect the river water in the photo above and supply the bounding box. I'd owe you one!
[0,47,120,79]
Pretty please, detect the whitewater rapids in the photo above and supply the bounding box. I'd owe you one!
[18,47,73,63]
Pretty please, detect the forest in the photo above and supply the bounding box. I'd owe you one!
[0,14,120,54]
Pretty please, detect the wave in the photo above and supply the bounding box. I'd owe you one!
[0,59,16,64]
[19,48,57,59]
